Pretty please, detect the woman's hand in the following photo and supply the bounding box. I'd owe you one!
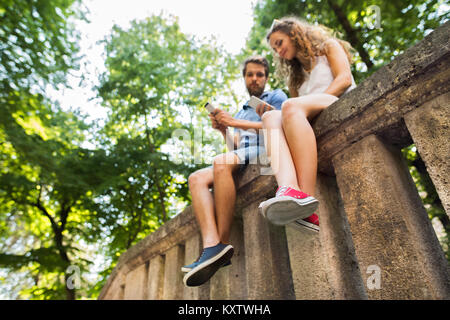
[255,103,274,118]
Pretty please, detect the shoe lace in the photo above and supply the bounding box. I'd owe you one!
[195,249,207,263]
[276,186,289,197]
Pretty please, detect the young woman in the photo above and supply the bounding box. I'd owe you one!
[258,17,356,231]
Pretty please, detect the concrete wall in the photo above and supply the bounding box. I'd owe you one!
[99,21,450,300]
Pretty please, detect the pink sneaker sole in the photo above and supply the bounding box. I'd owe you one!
[258,195,319,226]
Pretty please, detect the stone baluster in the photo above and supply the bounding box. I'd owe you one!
[332,134,450,299]
[162,245,185,300]
[404,92,450,216]
[147,255,165,300]
[183,233,210,299]
[123,263,148,300]
[312,173,367,299]
[242,201,295,299]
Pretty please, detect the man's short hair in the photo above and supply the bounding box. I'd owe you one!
[242,56,269,78]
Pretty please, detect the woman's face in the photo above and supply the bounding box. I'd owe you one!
[269,30,296,60]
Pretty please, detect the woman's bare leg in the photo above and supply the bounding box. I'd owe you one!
[281,94,338,196]
[261,110,300,190]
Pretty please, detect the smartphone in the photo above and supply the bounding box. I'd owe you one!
[248,96,266,109]
[204,102,215,113]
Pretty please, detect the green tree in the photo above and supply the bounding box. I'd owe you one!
[93,14,240,291]
[0,0,108,299]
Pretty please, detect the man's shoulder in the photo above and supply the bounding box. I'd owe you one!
[263,89,287,100]
[262,89,288,109]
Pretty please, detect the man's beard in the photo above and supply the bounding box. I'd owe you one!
[247,83,264,97]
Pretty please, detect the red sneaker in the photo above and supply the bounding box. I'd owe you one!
[294,213,320,232]
[258,186,319,226]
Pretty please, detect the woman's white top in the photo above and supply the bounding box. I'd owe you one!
[298,55,356,96]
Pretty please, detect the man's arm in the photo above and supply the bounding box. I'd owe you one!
[215,110,263,131]
[209,112,239,151]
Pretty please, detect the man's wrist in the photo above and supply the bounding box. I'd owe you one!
[229,118,239,128]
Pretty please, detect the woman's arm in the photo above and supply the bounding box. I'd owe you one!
[323,39,353,97]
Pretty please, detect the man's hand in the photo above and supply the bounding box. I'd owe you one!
[255,102,274,118]
[215,109,236,127]
[209,112,227,134]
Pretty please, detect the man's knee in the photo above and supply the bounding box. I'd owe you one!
[213,154,237,174]
[188,169,210,189]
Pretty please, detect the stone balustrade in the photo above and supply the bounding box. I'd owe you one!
[99,21,450,300]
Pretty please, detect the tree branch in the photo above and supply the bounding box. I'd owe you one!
[327,0,374,69]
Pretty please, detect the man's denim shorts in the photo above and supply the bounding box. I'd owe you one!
[207,145,269,170]
[233,145,267,165]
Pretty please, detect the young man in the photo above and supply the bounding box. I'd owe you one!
[183,56,287,287]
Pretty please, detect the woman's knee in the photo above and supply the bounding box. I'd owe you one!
[261,110,282,128]
[281,99,307,120]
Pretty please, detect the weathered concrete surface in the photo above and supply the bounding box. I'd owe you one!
[333,135,449,299]
[147,255,164,300]
[123,263,147,300]
[101,271,125,300]
[162,244,185,300]
[404,92,450,217]
[285,225,331,299]
[242,201,295,300]
[183,234,209,299]
[313,173,367,299]
[209,218,247,300]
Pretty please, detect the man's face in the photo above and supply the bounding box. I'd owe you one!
[244,62,267,97]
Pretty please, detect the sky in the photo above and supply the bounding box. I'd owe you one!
[50,0,257,123]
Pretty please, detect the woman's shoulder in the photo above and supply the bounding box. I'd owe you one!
[320,38,341,53]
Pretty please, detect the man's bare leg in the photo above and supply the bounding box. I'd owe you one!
[212,152,241,244]
[188,167,220,248]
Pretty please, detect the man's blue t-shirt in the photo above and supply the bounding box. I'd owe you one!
[234,89,287,149]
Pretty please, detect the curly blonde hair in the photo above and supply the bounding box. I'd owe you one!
[266,17,354,93]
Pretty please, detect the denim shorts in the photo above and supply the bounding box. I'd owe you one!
[233,145,267,165]
[207,145,268,171]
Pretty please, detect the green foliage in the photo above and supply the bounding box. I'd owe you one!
[0,0,85,91]
[0,0,98,299]
[95,14,240,266]
[402,145,450,262]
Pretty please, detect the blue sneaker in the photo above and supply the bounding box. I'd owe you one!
[181,259,231,273]
[183,243,234,287]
